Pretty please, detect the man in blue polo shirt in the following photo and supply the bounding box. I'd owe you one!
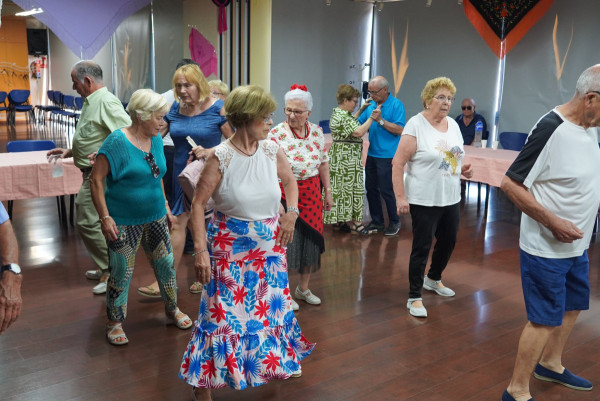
[358,76,405,236]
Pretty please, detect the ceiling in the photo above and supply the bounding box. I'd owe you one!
[1,0,24,16]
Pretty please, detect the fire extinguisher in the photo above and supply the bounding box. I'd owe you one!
[30,59,41,79]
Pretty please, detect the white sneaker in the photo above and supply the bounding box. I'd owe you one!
[407,298,427,317]
[85,269,103,280]
[423,276,455,297]
[295,286,321,305]
[291,366,302,378]
[290,298,299,311]
[93,281,107,295]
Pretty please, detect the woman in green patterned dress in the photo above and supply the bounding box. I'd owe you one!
[324,84,374,233]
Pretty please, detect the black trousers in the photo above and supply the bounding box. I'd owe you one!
[408,202,460,299]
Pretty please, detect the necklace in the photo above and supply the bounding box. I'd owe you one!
[290,122,309,139]
[229,138,255,157]
[134,133,149,154]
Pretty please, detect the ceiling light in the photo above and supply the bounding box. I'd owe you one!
[326,0,332,5]
[15,7,44,16]
[426,0,432,7]
[376,2,384,11]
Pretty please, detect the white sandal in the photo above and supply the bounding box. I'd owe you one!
[106,322,129,345]
[168,308,193,330]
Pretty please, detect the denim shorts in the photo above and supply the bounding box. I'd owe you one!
[520,249,590,326]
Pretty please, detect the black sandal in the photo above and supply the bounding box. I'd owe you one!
[349,222,366,235]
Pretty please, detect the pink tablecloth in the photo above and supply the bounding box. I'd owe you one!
[0,151,83,201]
[463,145,519,187]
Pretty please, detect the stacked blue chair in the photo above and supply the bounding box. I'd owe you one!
[35,90,62,124]
[7,89,34,127]
[499,131,528,151]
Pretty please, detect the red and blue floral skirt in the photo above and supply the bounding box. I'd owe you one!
[179,211,315,390]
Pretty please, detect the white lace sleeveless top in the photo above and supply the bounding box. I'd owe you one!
[212,140,281,220]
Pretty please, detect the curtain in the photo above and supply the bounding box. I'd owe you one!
[113,6,151,102]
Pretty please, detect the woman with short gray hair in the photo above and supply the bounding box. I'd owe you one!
[90,88,192,345]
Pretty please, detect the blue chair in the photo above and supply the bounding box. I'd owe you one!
[6,140,57,152]
[35,90,62,124]
[319,119,331,134]
[0,91,8,125]
[7,89,35,127]
[499,131,528,151]
[6,140,73,226]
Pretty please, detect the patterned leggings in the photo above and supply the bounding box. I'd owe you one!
[106,216,177,322]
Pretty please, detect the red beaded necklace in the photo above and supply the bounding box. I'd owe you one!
[289,122,309,139]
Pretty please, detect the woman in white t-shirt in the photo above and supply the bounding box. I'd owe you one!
[391,77,473,318]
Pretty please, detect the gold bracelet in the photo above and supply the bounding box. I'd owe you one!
[325,187,332,192]
[192,249,207,257]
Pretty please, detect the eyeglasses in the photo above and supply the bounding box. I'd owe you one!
[264,113,274,123]
[367,87,384,96]
[211,91,223,97]
[461,105,472,110]
[589,91,600,97]
[434,95,455,103]
[284,108,307,116]
[144,152,160,178]
[350,98,359,103]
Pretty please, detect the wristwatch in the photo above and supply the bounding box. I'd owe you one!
[379,119,385,126]
[1,263,21,275]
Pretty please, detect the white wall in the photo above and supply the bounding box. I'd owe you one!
[270,0,373,124]
[48,32,113,97]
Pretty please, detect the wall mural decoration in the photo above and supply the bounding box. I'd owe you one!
[389,24,409,96]
[189,28,218,78]
[463,0,553,58]
[552,14,573,80]
[212,0,232,35]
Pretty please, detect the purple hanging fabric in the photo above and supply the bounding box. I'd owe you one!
[212,0,231,35]
[188,28,218,78]
[12,0,151,59]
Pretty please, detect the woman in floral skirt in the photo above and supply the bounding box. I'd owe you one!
[179,85,314,401]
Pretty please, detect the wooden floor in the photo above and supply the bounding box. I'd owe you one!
[2,121,600,401]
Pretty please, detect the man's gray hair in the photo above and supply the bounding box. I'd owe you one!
[370,76,389,90]
[72,60,103,84]
[576,64,600,96]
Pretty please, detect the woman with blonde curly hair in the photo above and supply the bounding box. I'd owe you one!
[391,77,473,318]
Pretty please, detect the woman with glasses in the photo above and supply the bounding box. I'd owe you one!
[208,79,229,102]
[324,84,374,233]
[268,84,333,310]
[391,77,473,318]
[90,89,192,345]
[179,85,314,399]
[137,64,234,298]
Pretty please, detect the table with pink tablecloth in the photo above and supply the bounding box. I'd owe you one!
[463,145,519,187]
[0,151,82,201]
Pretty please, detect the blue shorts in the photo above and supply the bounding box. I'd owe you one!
[520,249,590,326]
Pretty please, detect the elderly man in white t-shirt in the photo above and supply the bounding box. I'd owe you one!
[500,65,600,401]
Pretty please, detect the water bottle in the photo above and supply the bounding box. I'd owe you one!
[474,120,483,148]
